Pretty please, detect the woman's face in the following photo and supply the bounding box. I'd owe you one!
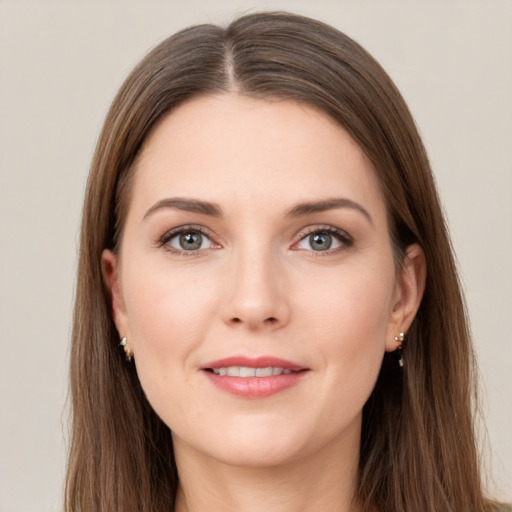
[103,94,422,467]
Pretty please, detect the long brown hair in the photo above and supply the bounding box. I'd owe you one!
[66,12,494,512]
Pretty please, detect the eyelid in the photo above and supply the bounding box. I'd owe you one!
[158,224,221,254]
[291,225,353,253]
[156,223,352,255]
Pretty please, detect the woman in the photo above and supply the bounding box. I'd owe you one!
[66,11,505,512]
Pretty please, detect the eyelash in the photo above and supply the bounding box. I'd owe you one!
[292,225,353,256]
[158,225,217,257]
[157,224,353,256]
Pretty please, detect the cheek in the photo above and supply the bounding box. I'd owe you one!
[297,259,395,406]
[125,259,211,335]
[120,262,222,427]
[121,261,220,380]
[300,257,395,345]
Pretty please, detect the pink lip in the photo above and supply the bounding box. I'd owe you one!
[201,356,305,371]
[201,356,309,398]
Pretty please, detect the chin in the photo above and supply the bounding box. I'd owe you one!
[204,436,310,468]
[172,410,359,470]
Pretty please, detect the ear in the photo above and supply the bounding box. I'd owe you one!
[385,243,427,352]
[101,249,130,339]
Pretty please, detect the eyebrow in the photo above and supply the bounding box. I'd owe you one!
[285,198,373,225]
[143,197,223,220]
[143,196,373,225]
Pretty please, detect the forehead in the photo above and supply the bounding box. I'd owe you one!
[129,93,385,220]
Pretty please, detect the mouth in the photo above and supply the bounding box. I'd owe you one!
[201,357,309,398]
[204,366,296,377]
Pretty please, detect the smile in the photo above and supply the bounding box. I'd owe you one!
[201,357,309,398]
[209,366,294,377]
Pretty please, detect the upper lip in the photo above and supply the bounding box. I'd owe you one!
[201,356,307,372]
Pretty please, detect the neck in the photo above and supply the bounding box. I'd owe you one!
[173,418,363,512]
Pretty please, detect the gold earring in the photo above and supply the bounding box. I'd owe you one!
[119,337,133,362]
[394,332,405,367]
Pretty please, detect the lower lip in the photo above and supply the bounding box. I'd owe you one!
[203,371,308,398]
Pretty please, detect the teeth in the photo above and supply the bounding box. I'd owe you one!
[255,367,273,377]
[226,366,240,377]
[211,366,294,377]
[240,367,255,377]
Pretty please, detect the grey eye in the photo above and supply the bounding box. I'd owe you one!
[168,231,210,251]
[180,232,203,250]
[309,233,332,251]
[295,230,345,252]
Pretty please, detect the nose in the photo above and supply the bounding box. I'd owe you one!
[221,248,291,331]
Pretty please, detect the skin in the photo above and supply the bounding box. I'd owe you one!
[103,94,426,512]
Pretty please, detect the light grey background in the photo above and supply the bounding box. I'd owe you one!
[0,1,510,511]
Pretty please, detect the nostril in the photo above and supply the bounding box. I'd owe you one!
[229,316,278,325]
